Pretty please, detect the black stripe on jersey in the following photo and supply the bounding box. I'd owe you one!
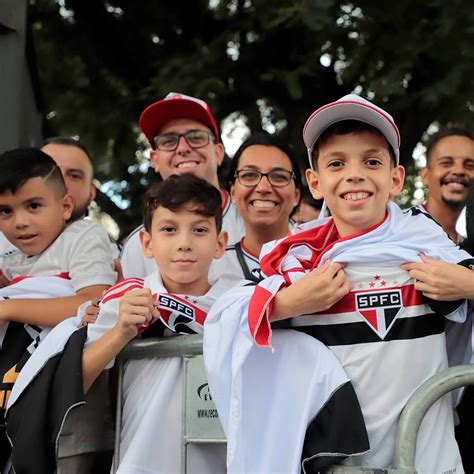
[27,324,42,333]
[294,313,444,346]
[301,381,369,471]
[409,206,458,244]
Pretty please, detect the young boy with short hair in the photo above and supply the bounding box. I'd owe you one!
[0,148,116,470]
[84,173,230,473]
[8,173,230,473]
[204,95,470,473]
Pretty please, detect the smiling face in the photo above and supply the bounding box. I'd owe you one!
[149,118,224,188]
[230,144,301,235]
[306,131,404,238]
[421,135,474,209]
[139,205,227,295]
[0,177,73,255]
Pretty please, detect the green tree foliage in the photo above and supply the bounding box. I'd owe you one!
[29,0,474,229]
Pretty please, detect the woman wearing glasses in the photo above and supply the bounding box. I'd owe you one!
[210,134,303,283]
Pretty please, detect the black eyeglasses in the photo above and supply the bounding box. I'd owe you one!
[153,130,214,151]
[234,169,296,187]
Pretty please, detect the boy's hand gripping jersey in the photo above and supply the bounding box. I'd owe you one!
[250,202,469,346]
[98,271,228,336]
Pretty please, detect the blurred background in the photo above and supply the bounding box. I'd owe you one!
[1,0,473,236]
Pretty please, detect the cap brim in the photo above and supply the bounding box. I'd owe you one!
[303,100,400,165]
[139,98,219,146]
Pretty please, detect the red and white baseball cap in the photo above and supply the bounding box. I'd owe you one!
[139,92,220,147]
[303,94,400,166]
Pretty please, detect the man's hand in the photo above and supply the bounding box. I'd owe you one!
[271,260,352,321]
[401,253,474,301]
[114,288,159,341]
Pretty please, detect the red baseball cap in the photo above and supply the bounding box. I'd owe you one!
[139,92,220,147]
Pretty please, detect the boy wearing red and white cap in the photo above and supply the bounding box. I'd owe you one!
[204,95,470,472]
[121,93,244,278]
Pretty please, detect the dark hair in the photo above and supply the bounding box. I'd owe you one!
[461,181,474,255]
[426,126,474,166]
[143,173,223,233]
[0,148,66,197]
[312,120,397,168]
[42,136,93,161]
[227,133,303,192]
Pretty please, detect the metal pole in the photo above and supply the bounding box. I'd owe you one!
[392,364,474,470]
[112,360,124,473]
[113,335,204,473]
[117,334,203,360]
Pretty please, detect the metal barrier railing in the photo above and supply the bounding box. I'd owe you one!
[112,336,474,474]
[112,334,224,473]
[392,364,474,472]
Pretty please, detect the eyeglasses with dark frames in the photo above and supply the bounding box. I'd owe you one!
[234,169,296,187]
[153,130,214,151]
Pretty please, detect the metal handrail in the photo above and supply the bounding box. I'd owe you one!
[117,334,203,360]
[112,335,204,473]
[392,364,474,471]
[113,338,474,473]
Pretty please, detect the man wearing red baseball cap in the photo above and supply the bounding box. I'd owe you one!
[121,92,244,278]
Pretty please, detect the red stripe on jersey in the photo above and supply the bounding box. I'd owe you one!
[248,285,275,347]
[260,220,338,276]
[8,272,71,286]
[260,215,388,278]
[101,284,143,304]
[101,278,144,304]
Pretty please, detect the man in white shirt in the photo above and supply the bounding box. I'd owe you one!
[120,92,244,278]
[41,137,96,222]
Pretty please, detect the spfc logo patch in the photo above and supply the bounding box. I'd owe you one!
[355,289,402,339]
[154,294,207,335]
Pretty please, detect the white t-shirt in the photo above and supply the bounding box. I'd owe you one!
[2,220,117,291]
[120,190,245,279]
[0,232,16,269]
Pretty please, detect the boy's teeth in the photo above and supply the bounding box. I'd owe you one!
[252,200,276,208]
[343,192,369,201]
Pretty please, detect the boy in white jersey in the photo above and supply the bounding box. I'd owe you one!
[0,148,116,471]
[80,173,229,473]
[204,95,471,473]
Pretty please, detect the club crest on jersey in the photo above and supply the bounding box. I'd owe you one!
[355,289,402,339]
[155,294,208,335]
[159,295,194,318]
